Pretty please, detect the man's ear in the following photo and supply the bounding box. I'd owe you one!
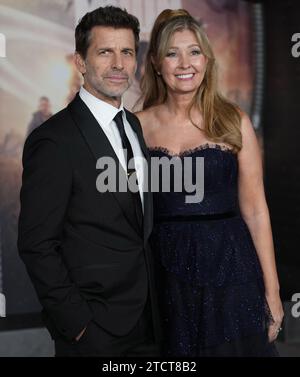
[74,52,86,74]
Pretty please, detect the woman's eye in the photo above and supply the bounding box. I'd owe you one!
[166,52,176,57]
[191,50,201,55]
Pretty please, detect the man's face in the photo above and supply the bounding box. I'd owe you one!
[39,99,50,115]
[75,26,137,107]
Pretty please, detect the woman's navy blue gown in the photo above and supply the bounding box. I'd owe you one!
[148,143,279,357]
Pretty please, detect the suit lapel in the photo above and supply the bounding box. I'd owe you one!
[67,94,141,235]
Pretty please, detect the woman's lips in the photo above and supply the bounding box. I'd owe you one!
[175,73,195,80]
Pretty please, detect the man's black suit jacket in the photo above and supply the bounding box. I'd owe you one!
[18,93,161,342]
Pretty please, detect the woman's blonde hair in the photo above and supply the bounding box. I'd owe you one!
[140,9,242,152]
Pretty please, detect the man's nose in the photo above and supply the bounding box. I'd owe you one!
[112,53,124,70]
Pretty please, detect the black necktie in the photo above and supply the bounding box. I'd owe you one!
[114,111,136,176]
[113,111,143,229]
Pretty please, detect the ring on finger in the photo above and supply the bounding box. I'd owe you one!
[276,326,282,333]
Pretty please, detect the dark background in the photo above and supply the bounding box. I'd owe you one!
[263,0,300,300]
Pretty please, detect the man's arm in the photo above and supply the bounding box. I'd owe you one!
[18,132,92,340]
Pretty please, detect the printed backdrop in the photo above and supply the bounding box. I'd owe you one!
[0,0,254,315]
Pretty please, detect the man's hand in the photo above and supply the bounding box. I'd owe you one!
[75,326,87,342]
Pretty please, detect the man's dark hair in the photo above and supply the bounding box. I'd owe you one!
[75,6,140,59]
[40,96,49,102]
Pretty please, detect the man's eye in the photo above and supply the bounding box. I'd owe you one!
[99,50,109,55]
[123,50,133,56]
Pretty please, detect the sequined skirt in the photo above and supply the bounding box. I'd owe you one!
[150,215,279,357]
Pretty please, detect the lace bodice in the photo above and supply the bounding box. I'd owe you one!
[148,143,239,217]
[147,142,235,157]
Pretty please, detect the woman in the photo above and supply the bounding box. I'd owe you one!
[136,9,284,357]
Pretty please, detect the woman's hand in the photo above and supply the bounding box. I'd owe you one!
[75,326,87,342]
[266,292,284,342]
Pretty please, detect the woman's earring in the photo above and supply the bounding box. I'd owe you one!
[157,71,161,75]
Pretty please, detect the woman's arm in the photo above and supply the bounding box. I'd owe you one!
[237,112,284,342]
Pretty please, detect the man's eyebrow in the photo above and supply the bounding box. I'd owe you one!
[96,47,135,51]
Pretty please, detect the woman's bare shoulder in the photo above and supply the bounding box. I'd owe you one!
[135,106,164,146]
[135,106,162,132]
[134,109,151,125]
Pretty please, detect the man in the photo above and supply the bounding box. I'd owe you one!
[18,6,161,357]
[26,96,52,137]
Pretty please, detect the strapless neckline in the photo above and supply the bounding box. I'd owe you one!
[147,142,235,158]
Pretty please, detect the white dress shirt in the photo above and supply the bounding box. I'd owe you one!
[79,86,145,212]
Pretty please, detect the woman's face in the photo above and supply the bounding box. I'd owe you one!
[159,29,207,96]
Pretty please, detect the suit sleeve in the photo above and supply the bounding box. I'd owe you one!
[18,133,93,340]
